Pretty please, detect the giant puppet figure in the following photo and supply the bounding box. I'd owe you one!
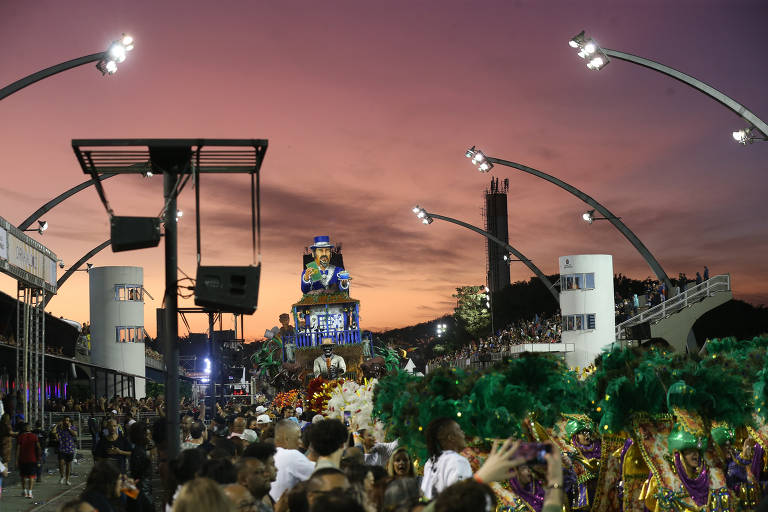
[301,236,350,294]
[313,338,347,378]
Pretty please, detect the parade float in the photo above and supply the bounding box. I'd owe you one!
[252,235,371,391]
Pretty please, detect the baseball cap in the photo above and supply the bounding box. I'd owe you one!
[254,406,267,414]
[242,429,259,443]
[256,414,271,424]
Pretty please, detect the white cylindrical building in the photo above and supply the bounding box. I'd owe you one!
[558,255,615,369]
[89,266,146,398]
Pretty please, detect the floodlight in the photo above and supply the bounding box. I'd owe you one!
[584,42,596,55]
[569,30,586,49]
[732,128,751,145]
[121,34,134,47]
[478,161,493,172]
[465,146,476,158]
[104,60,118,74]
[86,263,94,270]
[471,151,485,165]
[38,220,48,232]
[582,210,595,224]
[412,206,420,213]
[422,217,433,224]
[417,211,426,218]
[484,286,489,293]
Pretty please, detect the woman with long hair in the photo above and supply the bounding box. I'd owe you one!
[386,447,415,479]
[80,460,121,512]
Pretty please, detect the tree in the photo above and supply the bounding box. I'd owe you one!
[453,285,490,338]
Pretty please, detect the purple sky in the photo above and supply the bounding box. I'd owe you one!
[1,0,766,339]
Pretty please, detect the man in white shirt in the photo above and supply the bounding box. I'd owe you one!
[269,419,315,502]
[420,417,473,500]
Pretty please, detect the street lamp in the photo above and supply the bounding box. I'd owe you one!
[568,30,609,71]
[96,34,135,76]
[0,33,136,101]
[436,324,447,337]
[23,220,48,235]
[411,205,559,302]
[582,209,621,224]
[568,30,768,145]
[464,147,673,294]
[412,205,434,224]
[465,146,494,172]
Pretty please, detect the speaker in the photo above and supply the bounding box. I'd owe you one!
[629,322,651,340]
[111,216,161,252]
[194,265,261,314]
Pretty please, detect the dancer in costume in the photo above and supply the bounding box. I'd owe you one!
[300,236,350,294]
[564,414,602,510]
[638,384,734,512]
[313,338,346,378]
[711,423,760,508]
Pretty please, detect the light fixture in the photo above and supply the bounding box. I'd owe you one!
[569,30,610,70]
[731,126,767,145]
[86,263,94,270]
[25,220,48,235]
[412,205,434,225]
[582,210,595,224]
[58,259,65,269]
[96,33,135,76]
[466,146,494,172]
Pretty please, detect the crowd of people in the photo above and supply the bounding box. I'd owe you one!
[426,314,561,369]
[2,394,570,512]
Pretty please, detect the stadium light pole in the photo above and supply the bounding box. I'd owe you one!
[0,34,135,101]
[568,30,768,145]
[465,148,674,295]
[412,206,559,302]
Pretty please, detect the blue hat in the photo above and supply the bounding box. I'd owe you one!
[310,236,334,249]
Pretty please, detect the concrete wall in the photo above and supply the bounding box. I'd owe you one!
[89,266,145,398]
[559,255,615,369]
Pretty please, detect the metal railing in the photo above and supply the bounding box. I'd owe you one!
[289,329,361,348]
[616,274,731,339]
[45,411,161,450]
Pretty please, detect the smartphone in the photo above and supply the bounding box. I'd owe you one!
[513,442,551,464]
[343,411,351,427]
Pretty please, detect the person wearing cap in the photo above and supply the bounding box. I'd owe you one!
[300,236,350,294]
[255,414,272,438]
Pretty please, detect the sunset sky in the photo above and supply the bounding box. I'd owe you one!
[1,0,766,340]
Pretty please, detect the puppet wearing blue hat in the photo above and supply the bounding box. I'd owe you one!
[301,236,350,293]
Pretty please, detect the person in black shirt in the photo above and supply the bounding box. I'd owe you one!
[95,419,131,472]
[81,460,121,512]
[128,422,153,512]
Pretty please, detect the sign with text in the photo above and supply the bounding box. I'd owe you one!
[0,216,57,293]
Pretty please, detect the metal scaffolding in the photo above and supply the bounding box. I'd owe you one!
[16,285,46,425]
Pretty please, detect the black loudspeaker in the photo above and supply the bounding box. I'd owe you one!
[111,217,161,252]
[194,265,261,314]
[629,322,651,340]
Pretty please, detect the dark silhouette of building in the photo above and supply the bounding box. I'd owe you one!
[484,178,510,294]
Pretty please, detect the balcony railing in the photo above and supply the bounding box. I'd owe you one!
[288,329,361,348]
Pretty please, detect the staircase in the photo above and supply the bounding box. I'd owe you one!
[615,274,732,352]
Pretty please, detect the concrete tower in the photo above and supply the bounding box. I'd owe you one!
[89,266,145,398]
[484,177,510,294]
[558,255,615,369]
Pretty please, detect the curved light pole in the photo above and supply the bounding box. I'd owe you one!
[18,174,118,231]
[568,30,768,144]
[44,239,111,306]
[412,206,559,302]
[466,148,673,294]
[0,34,135,101]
